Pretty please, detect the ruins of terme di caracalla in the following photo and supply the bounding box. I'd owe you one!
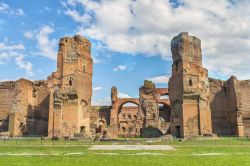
[0,32,250,139]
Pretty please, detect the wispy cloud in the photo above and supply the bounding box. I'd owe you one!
[35,25,57,59]
[0,2,24,16]
[64,9,91,25]
[113,63,136,72]
[147,75,169,84]
[26,25,57,60]
[24,31,34,39]
[92,97,111,106]
[0,42,33,76]
[0,43,25,50]
[113,65,127,72]
[118,92,132,98]
[93,86,103,95]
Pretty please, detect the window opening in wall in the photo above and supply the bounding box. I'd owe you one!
[80,126,85,133]
[189,79,193,86]
[128,114,132,119]
[83,65,86,72]
[69,78,72,86]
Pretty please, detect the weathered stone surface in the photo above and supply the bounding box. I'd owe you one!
[6,79,49,136]
[139,80,159,128]
[209,76,250,136]
[169,32,212,138]
[1,32,250,139]
[47,35,93,138]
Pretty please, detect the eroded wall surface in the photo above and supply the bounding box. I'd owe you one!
[236,80,250,136]
[1,32,250,138]
[0,81,15,132]
[47,35,93,138]
[209,77,238,136]
[169,32,212,138]
[6,79,49,136]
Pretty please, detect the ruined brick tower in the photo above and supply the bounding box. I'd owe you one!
[169,32,212,138]
[47,35,93,138]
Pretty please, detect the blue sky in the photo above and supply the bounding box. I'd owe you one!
[0,0,250,105]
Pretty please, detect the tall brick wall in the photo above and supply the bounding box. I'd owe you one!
[236,80,250,136]
[0,81,15,132]
[7,79,49,136]
[209,77,238,136]
[48,35,93,138]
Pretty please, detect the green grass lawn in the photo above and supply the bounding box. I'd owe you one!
[0,138,250,166]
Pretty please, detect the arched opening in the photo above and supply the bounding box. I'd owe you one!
[117,102,139,137]
[95,119,106,134]
[158,103,171,135]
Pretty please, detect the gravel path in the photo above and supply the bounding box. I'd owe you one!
[89,145,175,150]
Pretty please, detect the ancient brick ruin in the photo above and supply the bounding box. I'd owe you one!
[169,32,212,138]
[0,32,250,138]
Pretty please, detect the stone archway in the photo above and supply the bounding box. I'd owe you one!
[95,117,107,134]
[117,101,141,137]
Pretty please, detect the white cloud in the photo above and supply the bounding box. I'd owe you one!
[118,92,132,98]
[0,43,25,50]
[113,65,127,72]
[0,3,8,11]
[92,97,111,106]
[30,25,57,60]
[93,56,102,64]
[63,0,250,79]
[24,31,34,39]
[147,75,169,84]
[36,25,57,59]
[0,2,24,16]
[64,9,91,25]
[15,55,33,76]
[93,86,103,92]
[93,86,103,95]
[15,9,24,16]
[0,43,33,76]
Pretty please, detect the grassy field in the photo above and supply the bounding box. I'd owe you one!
[0,138,250,166]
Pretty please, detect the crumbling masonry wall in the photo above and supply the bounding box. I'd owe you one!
[47,35,93,138]
[169,32,212,138]
[209,76,250,137]
[236,80,250,136]
[2,32,250,139]
[209,77,238,136]
[0,81,15,132]
[7,79,49,136]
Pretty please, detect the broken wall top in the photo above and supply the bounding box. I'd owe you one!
[171,32,202,65]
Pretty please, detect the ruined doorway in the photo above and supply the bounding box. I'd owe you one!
[80,126,85,133]
[158,103,171,134]
[175,126,181,138]
[96,125,102,133]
